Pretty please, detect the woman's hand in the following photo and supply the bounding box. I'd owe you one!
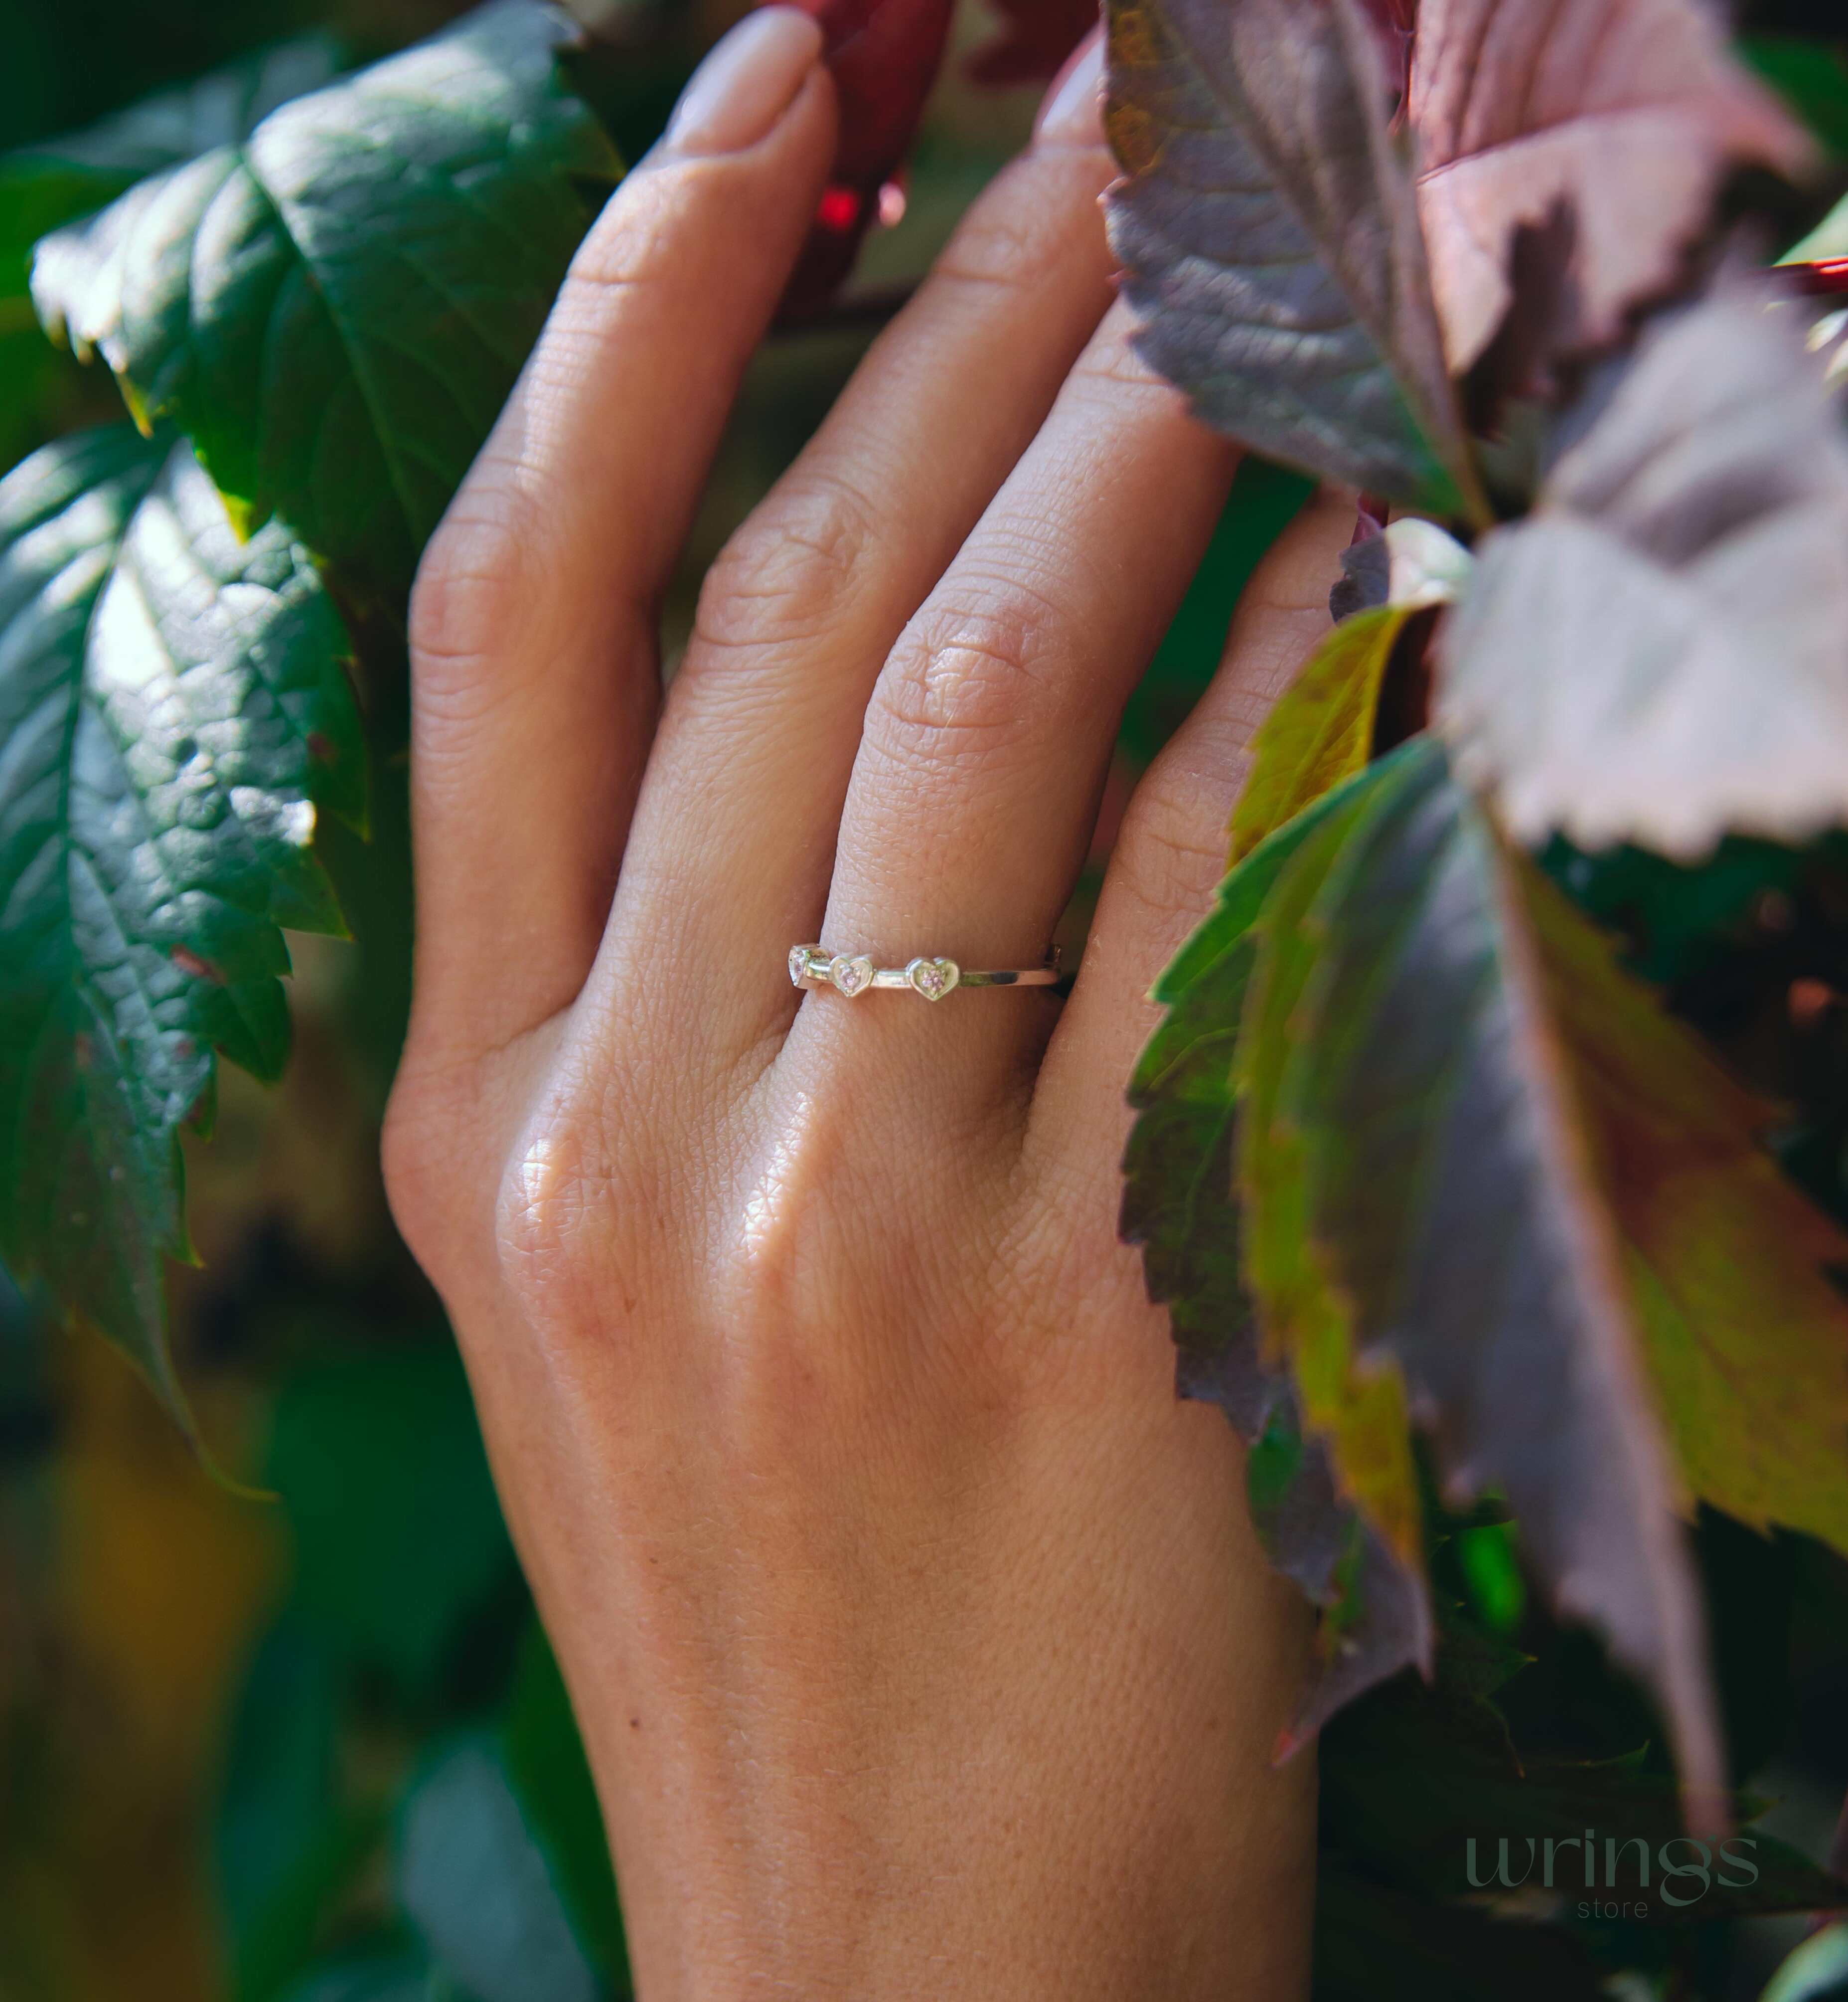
[383,14,1352,1996]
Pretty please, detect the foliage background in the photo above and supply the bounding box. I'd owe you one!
[4,1,1848,2000]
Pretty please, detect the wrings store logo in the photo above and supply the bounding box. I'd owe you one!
[1466,1834,1761,1919]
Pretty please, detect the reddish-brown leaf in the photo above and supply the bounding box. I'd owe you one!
[780,0,955,316]
[1408,0,1814,373]
[967,0,1096,88]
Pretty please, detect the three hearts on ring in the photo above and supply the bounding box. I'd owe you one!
[787,947,961,1001]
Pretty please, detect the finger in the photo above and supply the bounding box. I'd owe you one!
[779,303,1237,1106]
[1025,490,1360,1202]
[405,10,835,1059]
[584,35,1118,1061]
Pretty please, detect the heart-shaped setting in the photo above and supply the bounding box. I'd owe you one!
[830,955,875,999]
[907,956,960,1002]
[788,946,813,989]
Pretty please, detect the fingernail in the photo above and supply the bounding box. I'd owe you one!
[664,7,825,156]
[1035,30,1104,143]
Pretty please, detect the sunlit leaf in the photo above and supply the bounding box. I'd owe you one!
[1102,0,1485,519]
[0,35,344,308]
[1409,0,1813,373]
[1435,278,1848,860]
[1250,738,1725,1814]
[1227,605,1415,866]
[32,0,621,614]
[0,426,359,1428]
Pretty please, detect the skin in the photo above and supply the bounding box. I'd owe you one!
[382,14,1354,1998]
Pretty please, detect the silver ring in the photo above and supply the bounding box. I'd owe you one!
[787,945,1062,1002]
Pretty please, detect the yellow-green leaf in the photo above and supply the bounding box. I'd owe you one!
[1228,605,1414,866]
[1519,855,1848,1558]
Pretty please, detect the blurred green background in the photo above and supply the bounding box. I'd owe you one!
[7,3,1848,2000]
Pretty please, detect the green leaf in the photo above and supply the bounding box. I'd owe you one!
[32,0,622,614]
[1251,736,1725,1812]
[1236,763,1425,1566]
[1434,276,1848,861]
[265,1338,515,1697]
[0,425,359,1429]
[1321,1614,1844,1917]
[1122,754,1434,1740]
[1247,1392,1432,1752]
[0,35,344,305]
[279,1960,433,2002]
[1227,604,1414,866]
[1787,187,1848,263]
[1312,1858,1608,2000]
[503,1624,629,1991]
[398,1737,600,2002]
[1763,1922,1848,2002]
[1519,856,1848,1561]
[1741,34,1848,160]
[1122,761,1391,1432]
[218,1618,385,2002]
[1102,0,1485,521]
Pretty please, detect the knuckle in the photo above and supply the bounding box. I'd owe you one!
[933,152,1106,300]
[381,1061,476,1285]
[492,1123,605,1326]
[564,165,688,298]
[1113,764,1232,923]
[410,488,545,700]
[866,594,1056,776]
[692,470,879,657]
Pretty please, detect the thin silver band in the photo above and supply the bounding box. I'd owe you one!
[788,945,1061,1001]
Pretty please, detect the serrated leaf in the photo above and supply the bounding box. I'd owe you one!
[1238,770,1426,1564]
[1257,736,1725,1816]
[1321,1610,1843,1915]
[1247,1393,1432,1754]
[1228,605,1415,866]
[1102,0,1485,519]
[1409,0,1814,373]
[1123,765,1388,1433]
[1123,759,1432,1739]
[0,425,359,1429]
[32,0,621,615]
[1435,277,1848,860]
[0,35,344,305]
[1519,857,1848,1559]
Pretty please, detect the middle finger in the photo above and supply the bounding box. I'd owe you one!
[582,41,1118,1069]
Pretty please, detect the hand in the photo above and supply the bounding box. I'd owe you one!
[383,13,1352,1997]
